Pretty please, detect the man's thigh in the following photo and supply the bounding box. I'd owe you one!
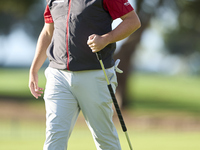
[43,67,80,150]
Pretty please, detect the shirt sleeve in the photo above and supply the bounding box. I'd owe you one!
[103,0,134,20]
[44,5,54,23]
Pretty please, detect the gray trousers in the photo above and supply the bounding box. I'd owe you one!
[43,67,121,150]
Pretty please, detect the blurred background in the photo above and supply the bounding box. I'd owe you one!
[0,0,200,150]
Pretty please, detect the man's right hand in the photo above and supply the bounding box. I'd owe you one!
[28,23,53,99]
[29,72,43,99]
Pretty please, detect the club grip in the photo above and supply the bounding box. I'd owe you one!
[96,52,102,60]
[107,84,127,132]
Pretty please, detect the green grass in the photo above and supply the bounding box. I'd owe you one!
[0,68,46,98]
[0,69,200,149]
[127,73,200,114]
[1,68,200,114]
[0,120,200,150]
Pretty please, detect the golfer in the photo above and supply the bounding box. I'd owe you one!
[29,0,140,149]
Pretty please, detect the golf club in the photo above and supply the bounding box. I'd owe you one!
[96,52,133,150]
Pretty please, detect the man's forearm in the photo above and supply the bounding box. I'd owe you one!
[104,11,141,45]
[87,11,141,52]
[30,24,54,73]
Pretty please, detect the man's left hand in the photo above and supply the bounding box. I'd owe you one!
[87,34,108,53]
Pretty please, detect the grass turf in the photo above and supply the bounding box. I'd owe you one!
[0,120,200,150]
[1,68,200,115]
[0,69,200,149]
[127,73,200,115]
[0,68,46,98]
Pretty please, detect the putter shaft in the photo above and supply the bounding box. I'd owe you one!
[96,52,133,150]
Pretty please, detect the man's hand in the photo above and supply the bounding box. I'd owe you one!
[88,11,140,53]
[29,72,43,99]
[28,23,53,99]
[87,34,109,53]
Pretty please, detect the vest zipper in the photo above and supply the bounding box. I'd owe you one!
[66,0,71,70]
